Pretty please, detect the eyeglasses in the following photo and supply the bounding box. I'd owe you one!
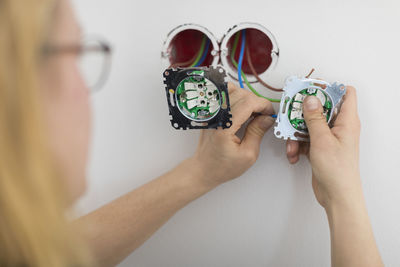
[43,36,112,92]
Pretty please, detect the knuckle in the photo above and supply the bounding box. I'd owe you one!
[244,149,258,164]
[249,94,264,108]
[238,88,249,97]
[261,97,272,106]
[260,99,273,113]
[242,89,254,99]
[254,95,269,107]
[239,92,255,106]
[229,91,245,107]
[214,130,226,140]
[228,82,238,92]
[229,85,240,96]
[306,112,326,125]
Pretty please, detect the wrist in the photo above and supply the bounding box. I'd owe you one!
[324,186,366,216]
[178,157,221,193]
[317,172,363,209]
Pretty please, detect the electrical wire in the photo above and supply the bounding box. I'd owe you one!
[245,45,283,92]
[168,35,209,68]
[190,35,206,67]
[238,30,246,88]
[305,68,315,78]
[169,52,198,68]
[247,46,315,88]
[195,39,210,67]
[230,32,281,103]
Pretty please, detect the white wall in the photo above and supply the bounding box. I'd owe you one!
[73,0,400,266]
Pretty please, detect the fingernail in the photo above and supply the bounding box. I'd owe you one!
[304,96,320,111]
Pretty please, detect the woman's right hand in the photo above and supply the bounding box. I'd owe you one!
[192,83,275,188]
[286,86,362,208]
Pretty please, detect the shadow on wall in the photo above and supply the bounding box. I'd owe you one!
[268,138,329,266]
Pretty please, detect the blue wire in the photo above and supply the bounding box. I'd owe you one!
[195,39,210,67]
[271,114,277,119]
[238,30,246,88]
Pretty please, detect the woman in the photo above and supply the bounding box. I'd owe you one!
[0,0,383,266]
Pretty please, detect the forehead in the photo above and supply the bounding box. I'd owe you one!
[49,0,81,44]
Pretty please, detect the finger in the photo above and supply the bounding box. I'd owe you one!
[286,140,299,158]
[299,142,310,155]
[229,93,274,134]
[303,96,332,141]
[288,154,299,164]
[287,140,310,164]
[228,82,238,94]
[286,140,300,164]
[333,86,360,129]
[227,83,242,106]
[240,115,275,155]
[286,140,309,162]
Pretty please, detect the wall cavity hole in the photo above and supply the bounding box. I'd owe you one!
[226,28,274,75]
[168,30,214,68]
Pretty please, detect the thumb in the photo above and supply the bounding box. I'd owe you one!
[241,115,274,150]
[303,96,332,140]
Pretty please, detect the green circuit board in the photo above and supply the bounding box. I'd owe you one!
[175,73,221,121]
[288,88,333,132]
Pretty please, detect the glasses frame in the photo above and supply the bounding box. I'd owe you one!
[43,36,113,92]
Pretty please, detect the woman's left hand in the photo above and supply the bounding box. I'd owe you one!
[191,83,275,188]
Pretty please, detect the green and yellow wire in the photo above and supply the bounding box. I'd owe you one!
[190,36,207,67]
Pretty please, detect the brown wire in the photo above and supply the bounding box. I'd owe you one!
[245,45,283,92]
[245,42,316,91]
[168,51,199,69]
[305,68,315,78]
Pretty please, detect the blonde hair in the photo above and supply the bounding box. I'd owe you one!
[0,0,92,266]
